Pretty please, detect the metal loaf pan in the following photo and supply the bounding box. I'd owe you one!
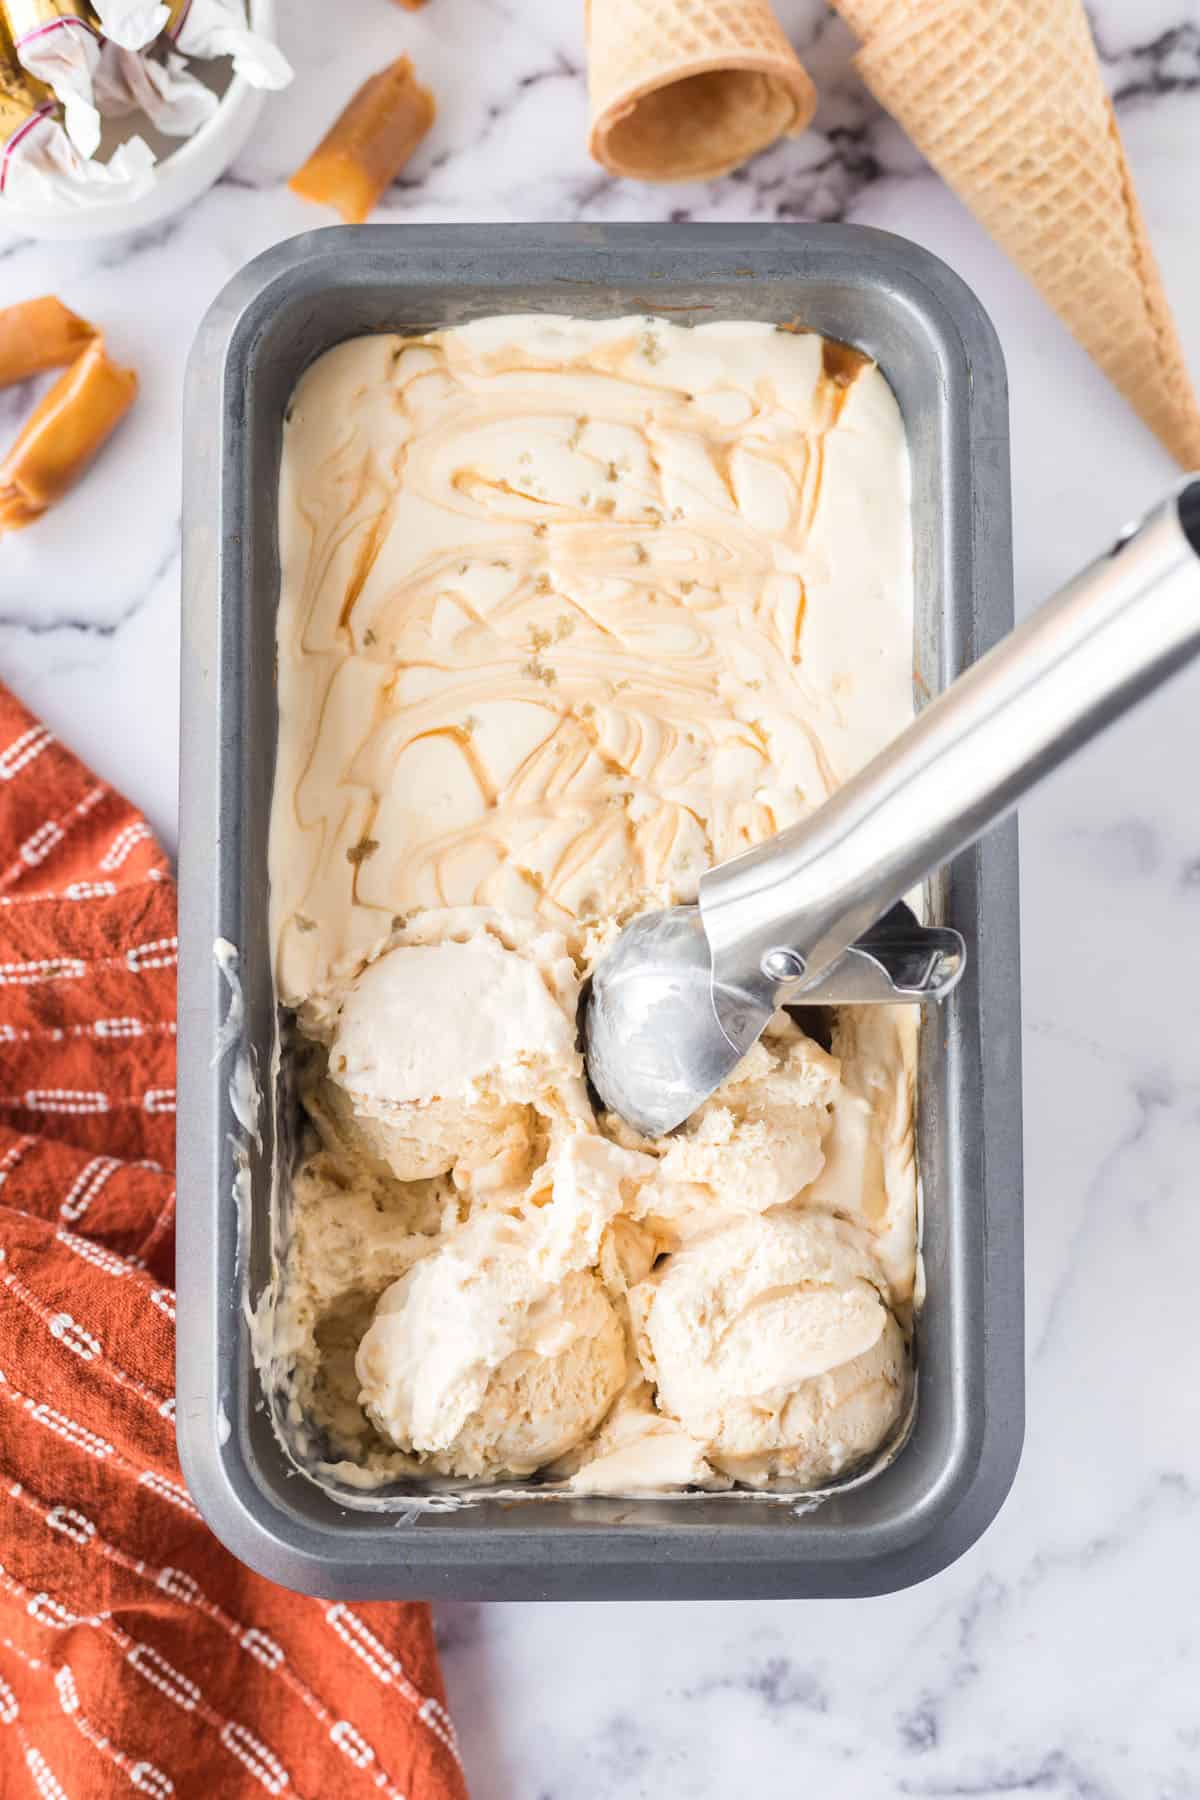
[178,223,1023,1600]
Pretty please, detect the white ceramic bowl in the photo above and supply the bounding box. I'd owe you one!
[1,0,275,242]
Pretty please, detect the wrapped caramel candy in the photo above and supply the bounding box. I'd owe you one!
[87,0,167,51]
[3,0,102,155]
[94,39,218,137]
[290,56,435,225]
[90,0,291,86]
[0,40,58,187]
[161,0,291,88]
[0,296,94,386]
[0,25,152,202]
[0,336,136,531]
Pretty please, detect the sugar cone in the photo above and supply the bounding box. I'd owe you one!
[586,0,816,182]
[833,0,916,40]
[833,0,1200,467]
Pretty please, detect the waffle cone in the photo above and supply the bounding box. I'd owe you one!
[834,0,1200,466]
[586,0,816,182]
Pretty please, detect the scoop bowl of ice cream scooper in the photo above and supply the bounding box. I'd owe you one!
[584,480,1200,1138]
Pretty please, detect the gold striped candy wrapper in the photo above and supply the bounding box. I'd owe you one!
[3,0,102,155]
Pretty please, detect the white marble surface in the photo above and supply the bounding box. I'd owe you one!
[2,2,1199,1793]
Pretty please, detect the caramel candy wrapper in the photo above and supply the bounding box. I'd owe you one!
[4,0,102,155]
[0,295,94,386]
[88,0,167,52]
[0,41,59,184]
[290,56,435,225]
[163,0,291,89]
[0,28,154,203]
[94,40,218,136]
[0,335,136,530]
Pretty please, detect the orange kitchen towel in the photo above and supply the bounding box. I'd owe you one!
[0,683,468,1800]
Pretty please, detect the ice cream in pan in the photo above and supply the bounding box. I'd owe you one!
[266,313,943,1493]
[269,316,928,1497]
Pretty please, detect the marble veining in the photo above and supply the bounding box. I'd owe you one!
[1,2,1198,1795]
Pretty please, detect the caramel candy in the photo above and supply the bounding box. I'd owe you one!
[4,0,101,155]
[289,55,434,225]
[0,19,153,199]
[0,336,137,531]
[0,296,94,388]
[0,20,55,158]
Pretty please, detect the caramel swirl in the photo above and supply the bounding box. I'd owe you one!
[271,316,914,1007]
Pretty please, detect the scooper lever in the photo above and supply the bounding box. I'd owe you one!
[820,901,966,1005]
[584,480,1200,1135]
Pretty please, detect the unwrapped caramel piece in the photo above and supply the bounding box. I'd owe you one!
[0,336,137,531]
[0,297,95,389]
[289,55,435,224]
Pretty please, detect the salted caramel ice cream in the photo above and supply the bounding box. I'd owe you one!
[630,1211,907,1487]
[267,314,918,1494]
[325,919,586,1187]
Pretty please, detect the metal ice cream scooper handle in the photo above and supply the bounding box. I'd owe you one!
[584,481,1200,1137]
[700,479,1200,1055]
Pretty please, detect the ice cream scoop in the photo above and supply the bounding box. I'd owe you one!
[585,480,1200,1136]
